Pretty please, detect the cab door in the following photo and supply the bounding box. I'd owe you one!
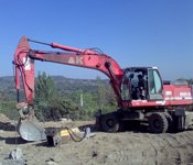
[148,68,163,100]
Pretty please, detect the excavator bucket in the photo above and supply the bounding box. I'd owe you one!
[17,118,46,142]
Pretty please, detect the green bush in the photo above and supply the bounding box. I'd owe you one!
[0,101,19,120]
[34,73,117,121]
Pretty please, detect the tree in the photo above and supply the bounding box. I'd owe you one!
[34,72,77,121]
[96,76,117,113]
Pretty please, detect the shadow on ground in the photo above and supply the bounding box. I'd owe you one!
[79,121,149,133]
[0,121,17,131]
[0,136,27,145]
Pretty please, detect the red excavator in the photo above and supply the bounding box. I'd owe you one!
[13,36,193,141]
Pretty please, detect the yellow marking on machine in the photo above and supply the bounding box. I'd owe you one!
[60,127,80,137]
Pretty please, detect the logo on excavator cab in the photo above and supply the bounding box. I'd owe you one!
[68,56,84,65]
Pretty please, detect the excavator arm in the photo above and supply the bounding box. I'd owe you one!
[14,36,123,108]
[13,36,124,141]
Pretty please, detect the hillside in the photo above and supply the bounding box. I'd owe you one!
[0,76,108,100]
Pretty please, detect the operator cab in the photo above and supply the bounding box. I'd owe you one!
[121,67,163,101]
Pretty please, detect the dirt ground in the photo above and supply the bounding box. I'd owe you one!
[0,114,193,165]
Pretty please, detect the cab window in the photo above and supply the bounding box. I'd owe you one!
[148,68,163,100]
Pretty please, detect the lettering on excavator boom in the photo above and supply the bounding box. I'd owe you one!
[68,56,83,65]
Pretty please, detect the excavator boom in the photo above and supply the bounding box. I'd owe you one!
[14,36,123,106]
[13,36,124,141]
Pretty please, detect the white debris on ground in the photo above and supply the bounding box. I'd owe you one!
[45,158,59,165]
[9,148,24,160]
[0,148,26,165]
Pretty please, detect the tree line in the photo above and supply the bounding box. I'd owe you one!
[0,73,116,121]
[0,74,193,121]
[34,72,116,121]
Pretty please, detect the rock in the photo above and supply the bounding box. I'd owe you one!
[9,148,23,160]
[45,158,58,165]
[92,150,98,157]
[85,127,96,139]
[0,113,10,122]
[46,161,58,165]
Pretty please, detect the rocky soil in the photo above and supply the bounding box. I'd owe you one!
[0,114,193,165]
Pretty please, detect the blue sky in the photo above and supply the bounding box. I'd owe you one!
[0,0,193,80]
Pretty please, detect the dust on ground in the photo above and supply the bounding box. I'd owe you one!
[0,114,193,165]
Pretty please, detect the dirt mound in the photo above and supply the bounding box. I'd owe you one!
[0,113,10,122]
[0,113,16,131]
[0,121,193,165]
